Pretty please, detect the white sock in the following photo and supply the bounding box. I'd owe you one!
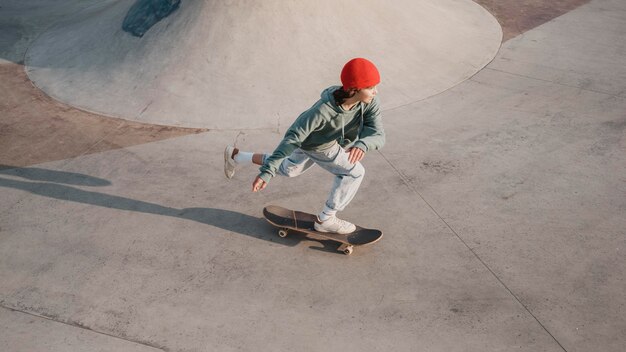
[233,151,254,165]
[318,206,337,221]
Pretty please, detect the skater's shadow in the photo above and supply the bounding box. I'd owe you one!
[0,166,299,246]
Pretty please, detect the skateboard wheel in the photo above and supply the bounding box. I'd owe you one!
[343,246,354,255]
[278,229,289,238]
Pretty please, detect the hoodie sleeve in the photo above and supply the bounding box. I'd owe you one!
[258,109,325,183]
[353,96,385,152]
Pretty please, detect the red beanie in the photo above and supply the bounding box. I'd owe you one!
[340,58,380,90]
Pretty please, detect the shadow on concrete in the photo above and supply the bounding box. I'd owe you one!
[0,166,302,247]
[0,166,111,186]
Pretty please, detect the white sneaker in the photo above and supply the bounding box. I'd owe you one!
[314,216,356,234]
[224,145,236,179]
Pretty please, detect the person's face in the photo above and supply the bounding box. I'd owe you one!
[355,86,377,104]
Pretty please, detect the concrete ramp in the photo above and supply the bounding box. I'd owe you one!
[25,0,501,129]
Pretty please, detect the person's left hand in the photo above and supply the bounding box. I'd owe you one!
[347,147,365,164]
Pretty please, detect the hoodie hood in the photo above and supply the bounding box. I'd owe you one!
[320,85,344,114]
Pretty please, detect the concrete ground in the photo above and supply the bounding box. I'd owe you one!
[1,0,624,351]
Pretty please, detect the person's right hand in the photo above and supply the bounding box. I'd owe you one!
[252,176,267,192]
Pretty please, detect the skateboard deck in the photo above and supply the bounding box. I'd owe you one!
[263,205,383,255]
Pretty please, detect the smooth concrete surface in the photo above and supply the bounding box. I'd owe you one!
[0,0,103,64]
[0,306,163,351]
[0,132,566,352]
[24,0,501,129]
[488,0,626,97]
[0,0,205,170]
[1,0,625,352]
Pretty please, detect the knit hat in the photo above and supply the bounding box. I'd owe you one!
[340,58,380,90]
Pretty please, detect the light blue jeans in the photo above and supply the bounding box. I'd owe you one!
[264,142,365,212]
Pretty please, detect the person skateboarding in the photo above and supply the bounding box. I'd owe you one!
[224,58,385,235]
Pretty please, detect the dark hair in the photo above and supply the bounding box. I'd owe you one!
[333,88,356,106]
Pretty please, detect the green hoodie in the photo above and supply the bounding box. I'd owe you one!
[258,86,385,183]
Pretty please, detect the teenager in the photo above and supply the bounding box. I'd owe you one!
[224,58,385,234]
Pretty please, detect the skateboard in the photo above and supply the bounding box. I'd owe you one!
[263,205,383,255]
